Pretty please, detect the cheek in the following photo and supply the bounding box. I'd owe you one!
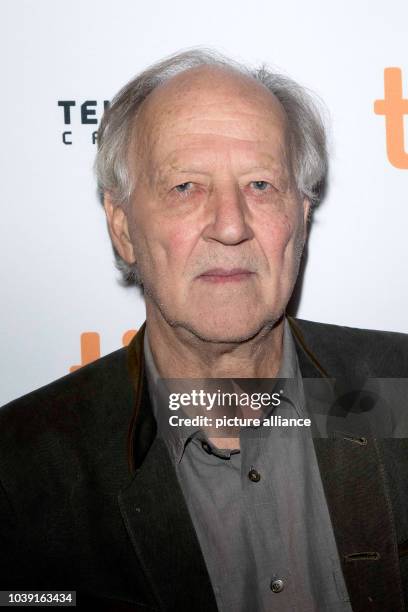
[259,213,295,260]
[160,227,196,271]
[131,212,199,275]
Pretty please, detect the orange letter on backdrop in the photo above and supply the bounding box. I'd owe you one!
[70,330,137,373]
[374,67,408,169]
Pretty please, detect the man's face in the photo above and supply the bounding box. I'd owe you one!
[113,67,309,343]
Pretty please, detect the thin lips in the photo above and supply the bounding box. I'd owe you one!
[198,268,253,277]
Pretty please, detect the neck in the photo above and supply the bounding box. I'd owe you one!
[145,305,285,379]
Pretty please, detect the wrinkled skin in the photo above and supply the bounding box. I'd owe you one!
[105,66,310,380]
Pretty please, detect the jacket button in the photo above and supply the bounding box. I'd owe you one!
[270,578,284,593]
[248,468,261,482]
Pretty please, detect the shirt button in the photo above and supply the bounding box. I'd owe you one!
[248,468,261,482]
[270,578,284,593]
[201,441,212,454]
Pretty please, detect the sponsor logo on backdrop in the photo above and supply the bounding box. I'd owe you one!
[374,68,408,169]
[58,100,110,145]
[70,330,137,372]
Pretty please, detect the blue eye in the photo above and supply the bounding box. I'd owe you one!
[251,181,270,191]
[175,182,193,193]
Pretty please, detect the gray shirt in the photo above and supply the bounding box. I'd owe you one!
[144,320,352,612]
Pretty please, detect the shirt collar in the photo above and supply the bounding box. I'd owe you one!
[144,317,304,463]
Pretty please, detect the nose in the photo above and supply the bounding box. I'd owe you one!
[202,184,253,245]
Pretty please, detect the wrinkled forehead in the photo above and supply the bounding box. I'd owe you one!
[130,66,291,171]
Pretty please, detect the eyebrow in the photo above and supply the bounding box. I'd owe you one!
[153,150,290,189]
[153,165,211,191]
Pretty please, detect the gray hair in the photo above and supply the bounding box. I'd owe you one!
[95,48,328,284]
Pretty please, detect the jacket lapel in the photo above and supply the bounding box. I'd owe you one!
[118,325,218,611]
[290,317,405,612]
[118,437,218,610]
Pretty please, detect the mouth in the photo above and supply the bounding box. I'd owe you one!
[197,268,255,284]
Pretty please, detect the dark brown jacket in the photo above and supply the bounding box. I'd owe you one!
[0,318,407,611]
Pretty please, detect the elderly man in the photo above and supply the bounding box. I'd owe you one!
[0,50,407,612]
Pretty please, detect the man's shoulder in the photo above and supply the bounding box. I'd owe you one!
[1,345,131,416]
[293,317,408,377]
[0,345,135,464]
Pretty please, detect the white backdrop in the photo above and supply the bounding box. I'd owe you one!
[1,0,407,405]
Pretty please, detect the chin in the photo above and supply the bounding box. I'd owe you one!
[153,292,285,343]
[178,314,279,344]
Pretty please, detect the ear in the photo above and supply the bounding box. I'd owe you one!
[103,193,136,264]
